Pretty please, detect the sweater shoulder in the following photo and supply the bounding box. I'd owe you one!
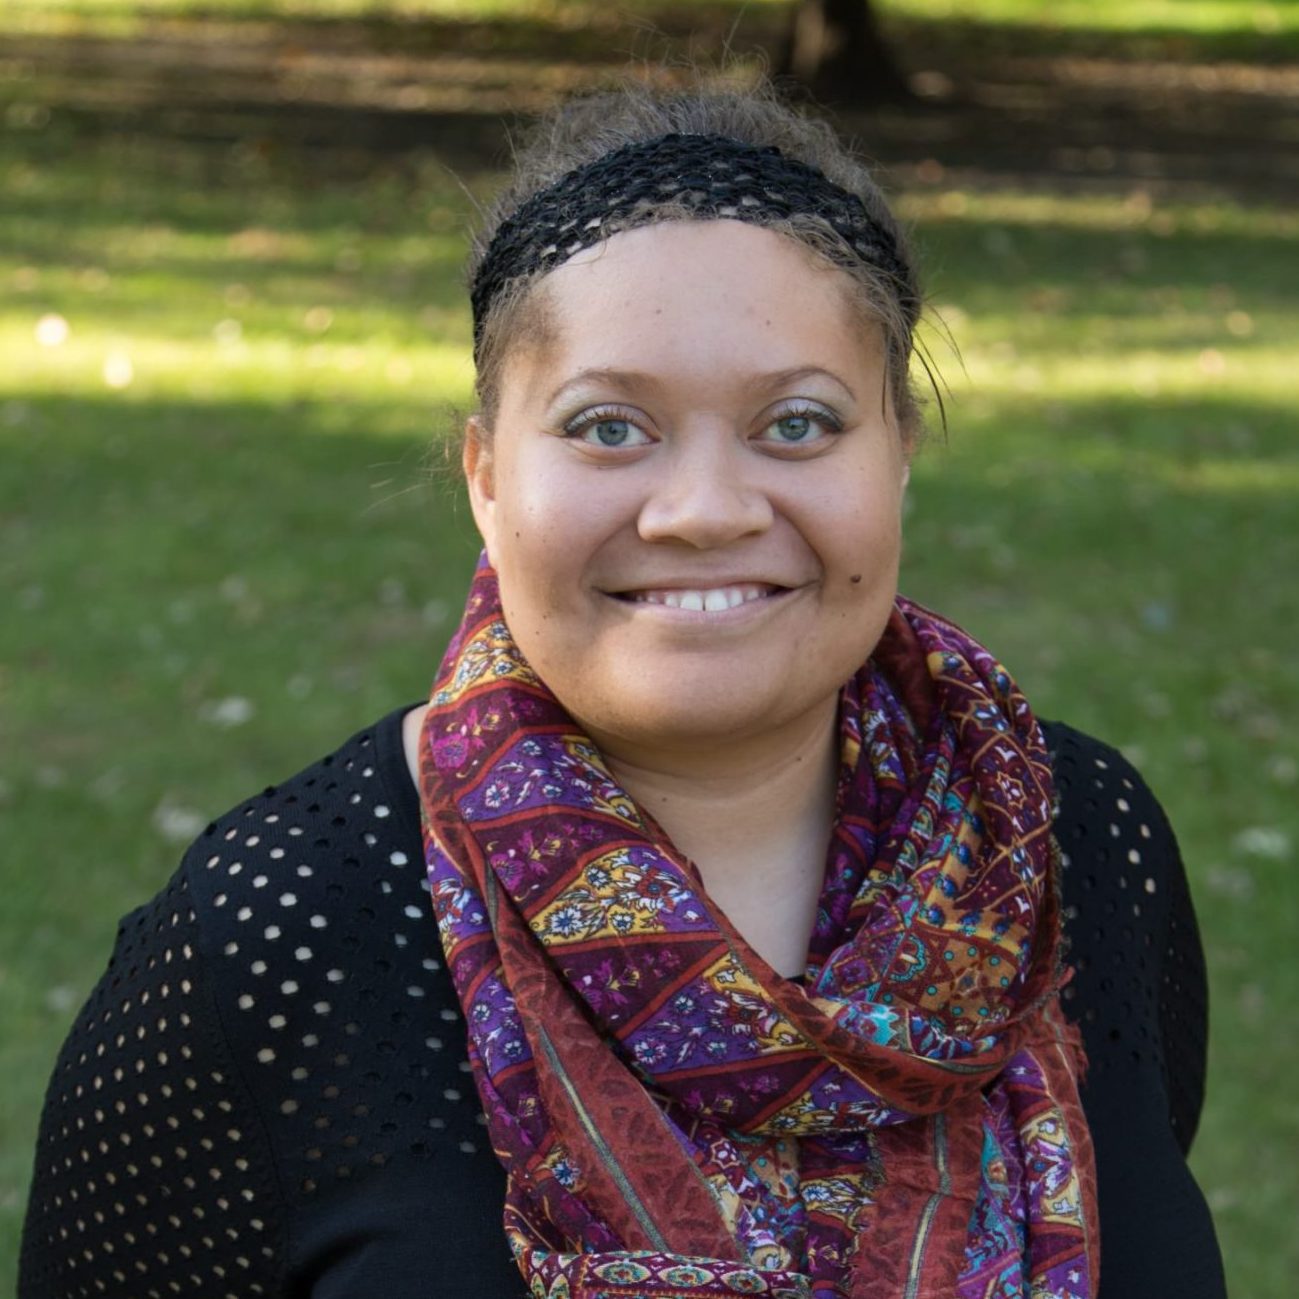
[173,705,510,1286]
[175,703,426,981]
[180,704,421,886]
[20,705,519,1299]
[1040,719,1169,825]
[1039,718,1208,1153]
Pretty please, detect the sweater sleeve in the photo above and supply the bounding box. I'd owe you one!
[17,865,290,1298]
[1044,720,1225,1298]
[19,709,527,1299]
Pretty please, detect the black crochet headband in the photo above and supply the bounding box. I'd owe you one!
[469,132,912,362]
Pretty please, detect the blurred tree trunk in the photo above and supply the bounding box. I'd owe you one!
[780,0,912,106]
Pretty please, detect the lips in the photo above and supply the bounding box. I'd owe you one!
[613,583,783,612]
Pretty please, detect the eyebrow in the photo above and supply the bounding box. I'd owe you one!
[544,365,859,408]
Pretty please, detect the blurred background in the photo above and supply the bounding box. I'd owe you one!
[2,0,1296,1292]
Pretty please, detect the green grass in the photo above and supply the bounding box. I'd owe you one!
[7,0,1298,59]
[0,0,777,36]
[3,17,1298,1297]
[891,0,1297,37]
[6,0,1294,31]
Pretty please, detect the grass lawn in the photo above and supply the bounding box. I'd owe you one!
[6,0,1299,63]
[5,0,1296,34]
[2,5,1297,1294]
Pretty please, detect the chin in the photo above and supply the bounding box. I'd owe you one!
[570,677,818,756]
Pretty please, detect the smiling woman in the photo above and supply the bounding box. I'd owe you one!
[461,220,911,979]
[468,222,908,777]
[19,79,1225,1299]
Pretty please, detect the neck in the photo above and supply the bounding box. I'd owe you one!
[405,697,845,978]
[587,700,841,976]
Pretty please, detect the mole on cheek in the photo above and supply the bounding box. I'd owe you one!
[850,574,862,585]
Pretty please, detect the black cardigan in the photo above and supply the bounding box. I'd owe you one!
[18,709,1226,1298]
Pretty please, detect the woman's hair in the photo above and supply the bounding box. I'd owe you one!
[468,78,928,442]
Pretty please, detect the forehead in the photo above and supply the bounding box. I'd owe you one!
[506,220,878,394]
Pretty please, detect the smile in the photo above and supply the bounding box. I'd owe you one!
[614,583,782,612]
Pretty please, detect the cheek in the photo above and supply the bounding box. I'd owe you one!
[496,449,636,578]
[489,459,615,652]
[818,488,904,642]
[490,457,570,576]
[819,474,904,569]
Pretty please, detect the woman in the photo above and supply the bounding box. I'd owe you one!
[20,83,1224,1298]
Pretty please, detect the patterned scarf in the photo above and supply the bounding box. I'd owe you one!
[418,562,1098,1299]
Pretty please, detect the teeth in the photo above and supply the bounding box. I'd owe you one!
[633,584,770,611]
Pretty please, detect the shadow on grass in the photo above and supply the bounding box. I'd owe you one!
[4,386,1293,621]
[3,114,1295,302]
[2,391,480,784]
[2,2,1297,197]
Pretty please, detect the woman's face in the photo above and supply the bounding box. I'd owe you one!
[465,220,910,762]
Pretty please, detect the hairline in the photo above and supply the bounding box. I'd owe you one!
[472,213,919,446]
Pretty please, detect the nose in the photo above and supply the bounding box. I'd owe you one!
[636,430,773,549]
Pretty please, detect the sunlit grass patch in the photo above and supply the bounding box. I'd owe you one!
[898,186,1299,238]
[3,0,1291,37]
[883,0,1288,34]
[3,132,478,410]
[5,327,476,407]
[5,0,1296,66]
[0,0,780,39]
[885,0,1295,39]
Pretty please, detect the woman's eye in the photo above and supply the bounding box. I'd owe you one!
[757,406,840,445]
[589,418,635,447]
[564,411,652,448]
[770,414,814,442]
